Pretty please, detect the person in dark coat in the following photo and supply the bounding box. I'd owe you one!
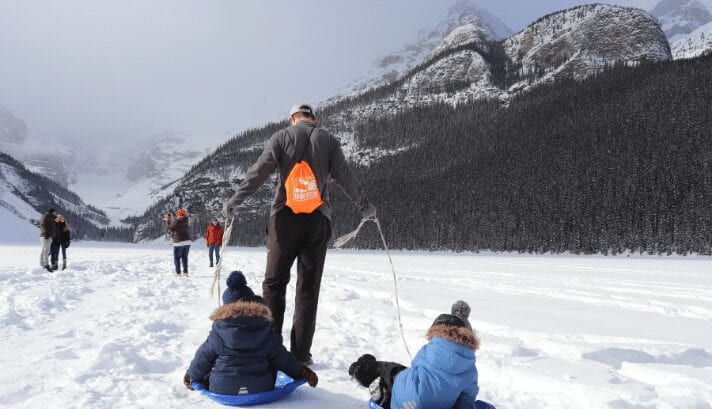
[349,301,495,409]
[183,295,318,395]
[39,208,57,272]
[49,215,71,271]
[164,208,191,276]
[222,271,255,305]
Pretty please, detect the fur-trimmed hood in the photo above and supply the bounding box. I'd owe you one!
[210,300,272,322]
[427,324,480,350]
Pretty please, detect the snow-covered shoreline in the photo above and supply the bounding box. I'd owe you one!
[2,243,711,408]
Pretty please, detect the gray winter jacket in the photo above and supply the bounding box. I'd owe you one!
[226,120,369,220]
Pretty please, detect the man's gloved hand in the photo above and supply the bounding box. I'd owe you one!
[183,371,193,390]
[361,203,377,220]
[222,201,238,220]
[300,366,318,387]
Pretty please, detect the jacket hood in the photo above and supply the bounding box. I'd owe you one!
[210,300,273,350]
[427,324,480,350]
[421,330,478,376]
[210,300,271,321]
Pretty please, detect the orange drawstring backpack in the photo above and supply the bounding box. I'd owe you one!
[285,129,323,214]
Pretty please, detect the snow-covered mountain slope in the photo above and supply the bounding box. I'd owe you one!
[504,4,671,90]
[1,105,210,224]
[327,4,671,140]
[671,20,712,58]
[0,205,37,241]
[0,152,109,239]
[328,0,512,102]
[650,0,712,42]
[68,132,211,226]
[0,105,28,144]
[0,106,77,187]
[2,244,712,408]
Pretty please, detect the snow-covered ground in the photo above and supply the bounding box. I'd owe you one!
[1,242,711,408]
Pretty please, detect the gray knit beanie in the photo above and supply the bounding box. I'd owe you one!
[451,300,473,331]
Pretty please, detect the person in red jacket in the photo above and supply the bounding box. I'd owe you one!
[205,218,224,267]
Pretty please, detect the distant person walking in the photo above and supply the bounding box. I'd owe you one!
[164,208,192,276]
[205,218,224,267]
[39,208,57,272]
[50,215,71,271]
[223,103,376,365]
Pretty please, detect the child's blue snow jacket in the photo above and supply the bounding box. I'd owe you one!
[392,325,480,409]
[187,300,304,395]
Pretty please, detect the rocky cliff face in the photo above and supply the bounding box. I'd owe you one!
[505,4,671,90]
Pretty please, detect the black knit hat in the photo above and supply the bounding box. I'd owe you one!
[222,271,255,304]
[431,313,466,328]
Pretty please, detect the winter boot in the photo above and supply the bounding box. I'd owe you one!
[62,259,67,270]
[51,263,58,271]
[45,265,53,273]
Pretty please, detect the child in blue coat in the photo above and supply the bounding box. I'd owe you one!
[349,301,495,409]
[183,277,317,394]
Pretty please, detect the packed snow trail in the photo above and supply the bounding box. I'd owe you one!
[1,242,712,408]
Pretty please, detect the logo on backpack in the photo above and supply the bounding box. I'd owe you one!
[285,161,323,214]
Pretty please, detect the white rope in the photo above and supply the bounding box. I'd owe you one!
[334,217,412,359]
[210,216,234,307]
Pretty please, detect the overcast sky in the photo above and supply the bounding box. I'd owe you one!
[0,0,700,148]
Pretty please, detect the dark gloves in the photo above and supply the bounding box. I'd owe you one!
[300,366,318,387]
[361,203,377,220]
[183,372,193,390]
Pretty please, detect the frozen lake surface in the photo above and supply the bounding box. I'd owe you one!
[1,242,711,408]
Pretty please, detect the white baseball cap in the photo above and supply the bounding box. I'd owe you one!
[289,103,314,117]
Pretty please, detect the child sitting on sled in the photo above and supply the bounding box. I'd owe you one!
[183,271,317,394]
[349,301,495,409]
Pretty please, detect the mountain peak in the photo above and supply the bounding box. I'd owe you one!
[447,0,483,19]
[327,1,512,103]
[650,0,712,41]
[445,0,513,40]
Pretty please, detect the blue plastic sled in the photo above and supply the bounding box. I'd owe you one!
[369,399,496,409]
[192,371,306,406]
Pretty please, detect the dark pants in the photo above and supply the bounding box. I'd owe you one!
[50,242,67,265]
[173,245,190,273]
[263,207,331,361]
[208,244,221,265]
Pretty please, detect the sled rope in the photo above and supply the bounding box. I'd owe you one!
[210,216,234,307]
[335,217,412,359]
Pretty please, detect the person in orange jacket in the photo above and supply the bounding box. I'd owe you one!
[206,218,224,267]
